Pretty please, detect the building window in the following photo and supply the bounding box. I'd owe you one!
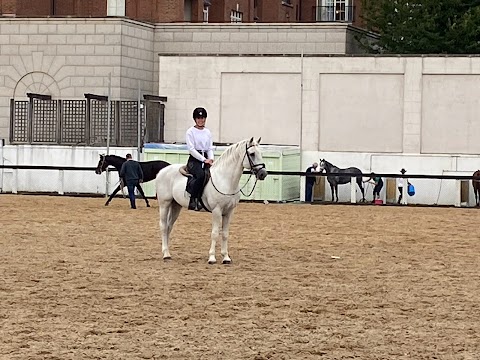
[316,0,353,22]
[230,10,243,22]
[107,0,125,16]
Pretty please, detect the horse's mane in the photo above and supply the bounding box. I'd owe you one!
[322,159,336,170]
[212,139,250,170]
[106,154,126,161]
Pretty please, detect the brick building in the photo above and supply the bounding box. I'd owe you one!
[0,0,362,25]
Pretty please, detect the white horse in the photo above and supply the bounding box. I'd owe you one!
[155,137,268,264]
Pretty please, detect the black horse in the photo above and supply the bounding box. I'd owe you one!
[472,170,480,207]
[318,159,365,202]
[95,154,170,206]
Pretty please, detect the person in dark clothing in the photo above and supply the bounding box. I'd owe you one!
[305,162,319,202]
[397,168,407,204]
[186,107,214,211]
[119,153,144,209]
[364,173,384,202]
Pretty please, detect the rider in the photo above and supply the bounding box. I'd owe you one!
[186,107,214,211]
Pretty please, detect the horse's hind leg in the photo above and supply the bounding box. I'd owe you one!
[220,211,234,264]
[167,201,182,237]
[136,184,150,207]
[105,185,121,206]
[357,178,365,202]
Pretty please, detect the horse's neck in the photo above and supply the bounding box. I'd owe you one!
[210,146,245,192]
[325,162,335,173]
[107,156,125,171]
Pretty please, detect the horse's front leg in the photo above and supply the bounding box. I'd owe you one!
[159,201,171,259]
[220,211,234,264]
[335,184,339,202]
[208,209,223,264]
[105,184,121,206]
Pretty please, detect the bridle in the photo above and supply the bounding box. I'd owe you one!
[210,142,266,197]
[96,155,108,174]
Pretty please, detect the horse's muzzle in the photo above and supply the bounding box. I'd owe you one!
[256,168,268,180]
[95,169,101,174]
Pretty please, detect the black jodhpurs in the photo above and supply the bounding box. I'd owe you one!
[187,155,206,199]
[373,182,383,197]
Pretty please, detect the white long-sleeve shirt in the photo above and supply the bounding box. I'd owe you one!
[186,126,214,162]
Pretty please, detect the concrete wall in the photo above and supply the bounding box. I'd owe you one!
[0,18,371,144]
[159,54,480,204]
[154,23,358,55]
[160,54,480,153]
[0,18,156,142]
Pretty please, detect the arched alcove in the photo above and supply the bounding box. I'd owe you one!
[13,72,61,99]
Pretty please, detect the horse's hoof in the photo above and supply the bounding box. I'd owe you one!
[222,259,232,265]
[146,204,151,208]
[163,256,172,261]
[208,260,216,265]
[104,203,109,206]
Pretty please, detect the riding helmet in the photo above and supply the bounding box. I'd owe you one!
[193,107,207,119]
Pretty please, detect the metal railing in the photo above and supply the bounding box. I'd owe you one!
[1,164,479,207]
[312,5,354,22]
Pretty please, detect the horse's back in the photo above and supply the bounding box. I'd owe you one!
[344,167,362,175]
[327,167,362,185]
[141,160,170,182]
[155,164,189,204]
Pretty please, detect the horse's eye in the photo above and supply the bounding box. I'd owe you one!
[249,153,255,158]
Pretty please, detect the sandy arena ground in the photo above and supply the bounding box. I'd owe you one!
[0,194,479,359]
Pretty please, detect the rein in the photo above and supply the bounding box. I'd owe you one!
[209,143,265,197]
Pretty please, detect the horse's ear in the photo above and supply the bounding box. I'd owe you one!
[249,137,254,145]
[257,137,261,144]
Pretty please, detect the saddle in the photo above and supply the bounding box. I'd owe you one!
[181,165,211,212]
[179,165,211,184]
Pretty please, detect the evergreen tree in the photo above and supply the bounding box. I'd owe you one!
[360,0,480,54]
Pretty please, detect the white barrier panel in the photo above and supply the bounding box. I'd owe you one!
[350,177,356,204]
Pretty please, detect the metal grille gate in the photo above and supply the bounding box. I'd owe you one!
[9,97,160,147]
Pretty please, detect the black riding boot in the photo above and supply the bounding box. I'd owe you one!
[188,197,198,211]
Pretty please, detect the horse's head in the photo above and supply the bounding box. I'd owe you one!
[95,154,108,174]
[318,159,327,173]
[243,137,268,180]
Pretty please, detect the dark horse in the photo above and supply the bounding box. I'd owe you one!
[95,154,170,206]
[318,159,365,202]
[472,170,480,206]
